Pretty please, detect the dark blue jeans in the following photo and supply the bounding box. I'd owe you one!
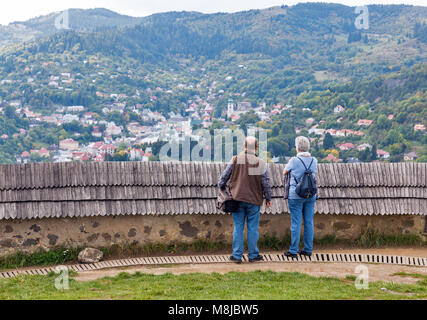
[232,201,261,260]
[288,198,316,254]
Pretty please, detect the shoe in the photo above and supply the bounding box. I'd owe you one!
[298,250,312,257]
[249,255,264,263]
[229,255,242,264]
[284,251,298,258]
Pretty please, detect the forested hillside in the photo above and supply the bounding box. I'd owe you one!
[0,3,426,164]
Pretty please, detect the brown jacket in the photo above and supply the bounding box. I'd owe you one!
[229,151,266,206]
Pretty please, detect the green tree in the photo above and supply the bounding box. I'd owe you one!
[4,106,16,119]
[323,132,335,150]
[376,114,390,130]
[371,145,377,161]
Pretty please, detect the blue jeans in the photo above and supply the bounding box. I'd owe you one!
[288,198,316,254]
[232,201,261,260]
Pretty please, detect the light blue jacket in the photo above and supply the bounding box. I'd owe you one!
[285,155,318,200]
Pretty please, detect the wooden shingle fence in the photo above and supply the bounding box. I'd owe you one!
[0,162,426,220]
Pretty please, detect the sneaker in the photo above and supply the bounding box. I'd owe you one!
[249,255,264,263]
[229,255,242,264]
[284,251,298,258]
[298,250,312,257]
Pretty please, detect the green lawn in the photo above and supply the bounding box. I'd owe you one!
[0,271,426,300]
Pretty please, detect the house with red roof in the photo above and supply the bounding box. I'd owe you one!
[87,141,104,155]
[59,139,79,151]
[21,151,30,158]
[99,144,116,155]
[93,153,105,162]
[358,119,373,126]
[337,143,355,151]
[334,105,345,114]
[414,124,426,132]
[231,114,240,122]
[305,118,315,125]
[270,109,282,116]
[325,129,337,136]
[324,154,342,163]
[352,131,365,136]
[92,126,102,138]
[72,152,89,161]
[376,149,390,159]
[30,148,50,158]
[404,152,418,161]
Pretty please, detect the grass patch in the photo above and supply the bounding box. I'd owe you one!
[258,234,289,250]
[0,247,82,270]
[392,272,427,281]
[0,270,425,300]
[382,276,427,295]
[0,230,425,271]
[389,273,427,291]
[355,229,426,248]
[258,233,345,250]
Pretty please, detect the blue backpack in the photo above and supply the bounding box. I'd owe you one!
[294,157,317,199]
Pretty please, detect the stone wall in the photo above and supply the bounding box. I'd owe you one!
[0,214,425,256]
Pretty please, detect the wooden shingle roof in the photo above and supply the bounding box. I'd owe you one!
[0,162,426,220]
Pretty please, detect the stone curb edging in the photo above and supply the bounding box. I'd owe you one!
[1,253,426,279]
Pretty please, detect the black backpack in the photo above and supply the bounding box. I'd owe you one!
[294,157,317,199]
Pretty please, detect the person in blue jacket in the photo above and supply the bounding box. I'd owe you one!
[283,136,318,258]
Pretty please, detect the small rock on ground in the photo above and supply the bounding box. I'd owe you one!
[78,248,103,264]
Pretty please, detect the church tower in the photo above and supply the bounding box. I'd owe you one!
[227,98,235,119]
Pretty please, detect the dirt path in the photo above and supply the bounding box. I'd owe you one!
[74,248,427,284]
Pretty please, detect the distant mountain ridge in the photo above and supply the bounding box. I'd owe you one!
[0,8,144,47]
[2,4,427,50]
[9,4,425,71]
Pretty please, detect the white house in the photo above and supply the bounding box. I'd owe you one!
[334,105,345,114]
[63,114,79,123]
[357,143,373,151]
[106,122,122,136]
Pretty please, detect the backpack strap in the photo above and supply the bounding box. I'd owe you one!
[307,158,314,170]
[297,156,314,171]
[296,157,307,170]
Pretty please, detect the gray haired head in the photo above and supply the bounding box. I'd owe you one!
[295,136,310,152]
[244,136,258,152]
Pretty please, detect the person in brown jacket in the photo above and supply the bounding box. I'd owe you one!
[218,137,272,263]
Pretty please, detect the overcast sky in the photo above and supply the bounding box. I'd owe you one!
[0,0,426,26]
